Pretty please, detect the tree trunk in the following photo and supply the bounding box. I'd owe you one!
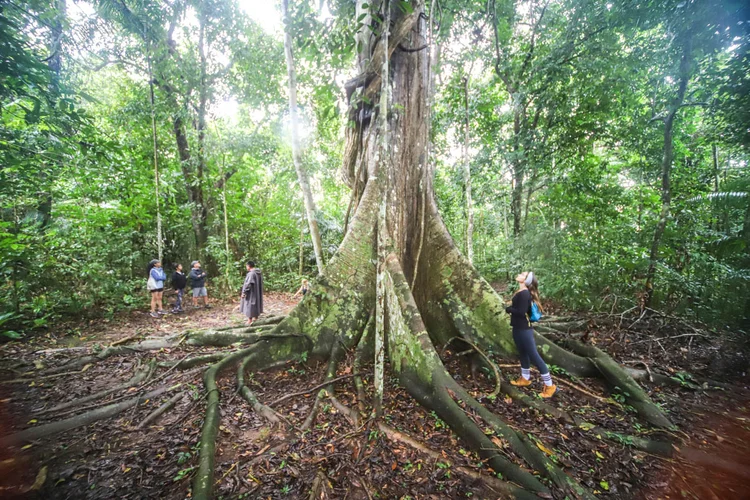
[147,50,163,262]
[38,0,66,228]
[463,75,474,263]
[644,34,692,309]
[282,0,325,275]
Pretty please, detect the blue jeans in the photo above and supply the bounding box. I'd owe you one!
[175,289,184,310]
[512,327,549,374]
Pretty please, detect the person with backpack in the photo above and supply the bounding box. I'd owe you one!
[505,271,556,398]
[146,259,167,318]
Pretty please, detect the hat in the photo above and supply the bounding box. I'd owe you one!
[149,259,159,265]
[191,260,200,268]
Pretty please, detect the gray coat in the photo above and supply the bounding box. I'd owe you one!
[239,269,263,319]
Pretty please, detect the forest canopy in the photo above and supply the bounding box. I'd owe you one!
[1,0,749,336]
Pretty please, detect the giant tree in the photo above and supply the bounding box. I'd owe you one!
[185,0,675,496]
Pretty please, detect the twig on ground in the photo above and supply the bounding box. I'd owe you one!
[554,378,610,403]
[268,373,361,407]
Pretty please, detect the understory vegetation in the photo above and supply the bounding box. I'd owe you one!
[1,0,749,499]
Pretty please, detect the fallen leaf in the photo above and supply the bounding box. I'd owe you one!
[579,422,595,431]
[536,442,555,456]
[27,419,38,425]
[28,466,47,491]
[595,450,605,459]
[391,462,398,471]
[81,363,93,373]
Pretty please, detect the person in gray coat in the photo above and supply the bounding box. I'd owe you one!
[239,261,263,325]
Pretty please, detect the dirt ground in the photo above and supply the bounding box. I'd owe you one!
[0,292,748,499]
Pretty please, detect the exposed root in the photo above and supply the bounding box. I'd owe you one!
[161,352,229,370]
[564,340,674,428]
[192,336,306,500]
[237,354,281,426]
[136,391,185,429]
[442,336,501,398]
[39,360,156,414]
[268,374,360,408]
[1,367,95,384]
[384,254,552,495]
[0,383,181,448]
[308,469,333,500]
[301,393,324,431]
[329,395,360,428]
[377,422,539,500]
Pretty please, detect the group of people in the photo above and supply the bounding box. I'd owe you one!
[146,260,210,318]
[144,259,271,325]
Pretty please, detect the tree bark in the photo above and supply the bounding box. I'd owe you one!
[644,34,692,308]
[463,75,474,263]
[282,0,325,275]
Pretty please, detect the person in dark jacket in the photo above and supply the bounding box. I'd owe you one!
[189,260,210,308]
[505,271,556,398]
[239,261,263,325]
[171,263,186,313]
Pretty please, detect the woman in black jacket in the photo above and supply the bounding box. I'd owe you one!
[505,271,556,398]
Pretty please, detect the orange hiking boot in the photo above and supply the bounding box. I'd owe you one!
[510,377,531,387]
[540,384,557,398]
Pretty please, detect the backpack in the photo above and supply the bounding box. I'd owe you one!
[529,301,542,322]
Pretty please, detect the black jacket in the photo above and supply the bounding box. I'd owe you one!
[172,271,187,290]
[189,269,207,288]
[505,289,532,329]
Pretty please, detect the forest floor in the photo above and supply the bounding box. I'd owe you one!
[0,292,748,499]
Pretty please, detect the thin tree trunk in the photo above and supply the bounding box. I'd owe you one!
[282,0,325,275]
[298,224,304,276]
[644,35,692,309]
[463,75,473,264]
[712,144,719,193]
[196,8,213,270]
[147,49,163,262]
[38,0,66,228]
[511,105,524,236]
[221,153,230,288]
[374,0,391,418]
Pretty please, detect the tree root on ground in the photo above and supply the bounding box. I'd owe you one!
[192,336,306,500]
[563,340,674,428]
[39,360,156,415]
[0,384,181,448]
[377,422,538,500]
[137,391,186,429]
[432,234,675,430]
